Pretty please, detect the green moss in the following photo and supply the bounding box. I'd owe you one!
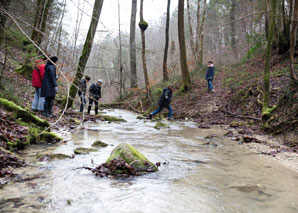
[16,64,33,78]
[136,115,147,120]
[106,143,158,173]
[36,153,72,161]
[154,122,169,129]
[91,141,108,148]
[0,98,49,127]
[262,105,277,121]
[69,118,81,125]
[138,21,149,31]
[229,120,248,127]
[99,115,127,122]
[40,132,63,143]
[74,147,97,155]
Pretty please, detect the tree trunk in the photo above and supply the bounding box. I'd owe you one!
[262,0,277,118]
[130,0,138,88]
[140,0,150,94]
[230,0,237,57]
[198,0,207,66]
[36,0,54,49]
[178,0,191,92]
[31,0,43,43]
[195,0,201,69]
[65,0,104,108]
[162,0,171,82]
[186,0,196,59]
[0,0,11,46]
[118,0,123,99]
[289,0,298,81]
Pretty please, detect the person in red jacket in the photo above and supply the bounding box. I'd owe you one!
[31,59,46,112]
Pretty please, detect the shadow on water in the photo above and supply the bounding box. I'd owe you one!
[0,109,298,213]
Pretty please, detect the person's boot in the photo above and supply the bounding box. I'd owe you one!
[95,107,98,115]
[148,113,152,119]
[87,106,91,115]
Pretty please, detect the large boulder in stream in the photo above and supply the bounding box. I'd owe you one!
[106,143,158,174]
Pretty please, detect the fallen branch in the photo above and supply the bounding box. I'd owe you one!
[220,109,261,121]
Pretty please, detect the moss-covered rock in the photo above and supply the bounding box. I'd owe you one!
[0,98,49,127]
[99,115,127,122]
[92,141,108,148]
[69,118,81,125]
[229,120,248,128]
[154,122,169,129]
[106,143,158,173]
[40,132,63,143]
[74,147,97,155]
[36,153,72,161]
[136,115,147,120]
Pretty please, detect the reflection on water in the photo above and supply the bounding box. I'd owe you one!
[1,109,298,213]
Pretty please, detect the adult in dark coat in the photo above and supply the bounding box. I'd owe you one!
[41,56,58,117]
[149,85,174,120]
[78,75,90,112]
[87,79,102,115]
[205,61,215,92]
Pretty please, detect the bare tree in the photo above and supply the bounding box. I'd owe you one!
[65,0,104,108]
[117,0,123,99]
[262,0,277,119]
[0,0,11,46]
[162,0,171,82]
[139,0,150,94]
[178,0,191,91]
[186,0,196,59]
[289,0,298,81]
[130,0,138,88]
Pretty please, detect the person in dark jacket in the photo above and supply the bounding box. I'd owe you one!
[78,75,90,112]
[149,85,174,120]
[205,61,215,92]
[41,56,58,117]
[31,58,46,112]
[87,79,102,115]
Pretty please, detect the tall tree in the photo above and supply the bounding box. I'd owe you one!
[162,0,171,82]
[117,0,123,99]
[130,0,138,88]
[195,0,201,68]
[186,0,196,58]
[0,0,11,46]
[289,0,298,81]
[178,0,191,91]
[65,0,104,108]
[139,0,150,94]
[262,0,277,119]
[198,0,207,66]
[230,0,237,57]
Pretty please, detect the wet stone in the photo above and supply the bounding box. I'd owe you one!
[92,141,108,148]
[74,147,97,155]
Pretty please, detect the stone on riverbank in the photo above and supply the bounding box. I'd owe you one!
[36,153,72,161]
[92,141,108,148]
[106,143,158,173]
[74,147,97,155]
[154,122,169,129]
[99,115,127,122]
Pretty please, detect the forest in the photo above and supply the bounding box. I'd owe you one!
[0,0,297,212]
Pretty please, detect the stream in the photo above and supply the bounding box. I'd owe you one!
[0,109,297,213]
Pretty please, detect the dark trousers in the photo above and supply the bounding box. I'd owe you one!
[152,104,173,118]
[44,97,54,114]
[88,97,99,115]
[79,94,86,112]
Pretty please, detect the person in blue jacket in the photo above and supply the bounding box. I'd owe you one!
[41,56,58,117]
[205,61,215,92]
[149,85,174,120]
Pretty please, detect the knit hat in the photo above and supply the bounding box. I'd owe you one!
[97,79,103,83]
[50,56,58,63]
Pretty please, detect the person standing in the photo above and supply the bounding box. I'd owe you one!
[149,85,174,120]
[87,79,102,115]
[205,61,215,92]
[31,59,46,113]
[78,76,91,112]
[41,56,58,117]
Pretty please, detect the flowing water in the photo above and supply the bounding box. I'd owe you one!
[0,109,297,213]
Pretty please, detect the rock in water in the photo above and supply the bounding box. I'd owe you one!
[106,143,158,173]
